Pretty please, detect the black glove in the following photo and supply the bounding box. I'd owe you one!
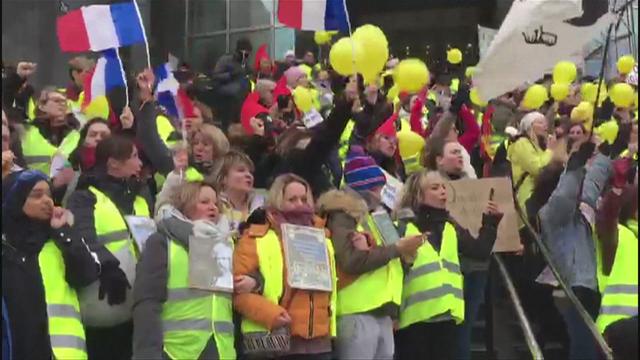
[450,84,470,114]
[567,141,596,171]
[98,263,131,306]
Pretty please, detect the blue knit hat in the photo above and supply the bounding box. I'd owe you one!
[343,146,387,192]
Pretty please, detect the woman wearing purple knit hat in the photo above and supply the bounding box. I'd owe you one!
[316,146,423,359]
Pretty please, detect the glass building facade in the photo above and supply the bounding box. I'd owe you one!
[183,0,295,72]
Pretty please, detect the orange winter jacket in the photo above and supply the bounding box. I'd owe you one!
[233,217,333,339]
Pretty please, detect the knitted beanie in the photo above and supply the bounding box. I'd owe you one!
[343,146,387,192]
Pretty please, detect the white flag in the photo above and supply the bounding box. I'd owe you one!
[474,0,614,101]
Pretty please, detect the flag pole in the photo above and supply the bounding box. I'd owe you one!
[342,0,358,80]
[132,0,152,69]
[115,50,130,108]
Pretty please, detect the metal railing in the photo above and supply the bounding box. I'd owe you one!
[514,205,614,360]
[493,253,544,360]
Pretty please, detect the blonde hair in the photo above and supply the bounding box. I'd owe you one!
[189,123,230,159]
[267,173,314,210]
[215,150,255,190]
[396,170,445,212]
[169,181,219,216]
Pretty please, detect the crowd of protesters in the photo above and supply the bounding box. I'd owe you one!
[2,36,638,360]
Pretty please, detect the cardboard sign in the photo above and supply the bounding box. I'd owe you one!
[380,169,403,210]
[446,177,521,253]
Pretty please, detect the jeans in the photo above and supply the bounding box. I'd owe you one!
[555,286,601,360]
[455,270,489,360]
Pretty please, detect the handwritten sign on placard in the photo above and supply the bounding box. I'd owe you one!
[446,177,520,253]
[380,169,404,210]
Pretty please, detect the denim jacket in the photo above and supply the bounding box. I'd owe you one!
[539,153,612,290]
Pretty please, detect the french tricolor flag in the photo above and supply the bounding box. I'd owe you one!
[57,2,146,53]
[83,49,126,108]
[154,62,196,120]
[278,0,349,31]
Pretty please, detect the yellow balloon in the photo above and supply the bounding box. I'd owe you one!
[447,48,463,64]
[386,84,399,103]
[398,129,425,159]
[580,82,607,104]
[550,83,570,101]
[352,24,389,84]
[314,31,334,45]
[570,101,594,126]
[329,37,364,76]
[470,88,487,107]
[465,66,476,79]
[610,83,635,108]
[395,59,429,93]
[617,55,636,75]
[292,86,314,113]
[522,84,548,110]
[552,61,577,84]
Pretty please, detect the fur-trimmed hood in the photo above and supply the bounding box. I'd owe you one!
[316,189,369,223]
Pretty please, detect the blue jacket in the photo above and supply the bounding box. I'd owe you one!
[539,153,612,290]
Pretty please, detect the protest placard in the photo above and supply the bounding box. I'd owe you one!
[446,177,521,253]
[281,224,332,292]
[189,235,234,293]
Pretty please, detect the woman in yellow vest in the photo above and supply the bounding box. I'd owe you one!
[66,135,152,360]
[595,159,638,342]
[316,149,423,359]
[215,151,266,235]
[22,87,80,186]
[133,179,258,359]
[394,170,503,359]
[507,111,553,215]
[2,170,99,360]
[233,173,337,359]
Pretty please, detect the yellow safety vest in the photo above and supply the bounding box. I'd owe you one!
[596,222,638,333]
[450,78,460,94]
[241,229,337,337]
[39,241,88,359]
[336,214,403,316]
[21,126,80,175]
[89,186,149,259]
[162,238,235,359]
[58,88,110,123]
[338,120,356,160]
[153,114,179,189]
[399,222,464,329]
[79,187,149,326]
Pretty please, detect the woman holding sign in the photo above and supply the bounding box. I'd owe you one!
[394,170,503,359]
[233,173,337,359]
[132,179,256,359]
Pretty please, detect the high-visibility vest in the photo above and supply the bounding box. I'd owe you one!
[153,114,179,189]
[336,214,403,316]
[399,222,464,329]
[240,229,337,337]
[39,241,88,359]
[450,78,460,94]
[77,186,149,327]
[162,238,235,359]
[21,126,80,175]
[58,88,110,125]
[596,222,638,333]
[338,120,356,160]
